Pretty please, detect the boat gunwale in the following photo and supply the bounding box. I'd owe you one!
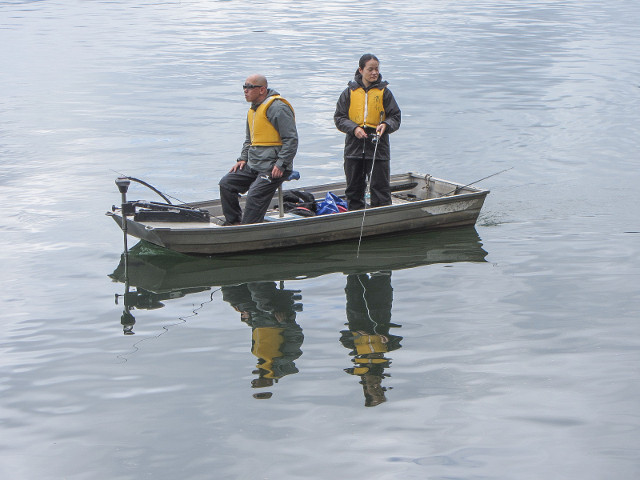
[115,188,489,234]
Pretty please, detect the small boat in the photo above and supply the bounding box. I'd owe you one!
[107,172,489,255]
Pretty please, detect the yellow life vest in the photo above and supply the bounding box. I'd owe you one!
[252,327,285,379]
[352,367,370,375]
[354,357,388,365]
[348,87,386,128]
[353,333,389,355]
[247,95,294,146]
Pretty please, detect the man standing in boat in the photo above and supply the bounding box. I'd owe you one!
[219,74,298,225]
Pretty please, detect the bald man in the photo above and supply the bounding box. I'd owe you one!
[218,74,298,225]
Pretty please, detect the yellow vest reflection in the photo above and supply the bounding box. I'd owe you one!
[222,281,303,399]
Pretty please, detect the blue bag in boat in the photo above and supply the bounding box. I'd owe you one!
[316,192,348,215]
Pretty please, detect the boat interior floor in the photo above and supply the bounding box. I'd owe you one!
[263,194,416,222]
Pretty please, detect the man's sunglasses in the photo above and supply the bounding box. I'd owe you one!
[243,84,263,90]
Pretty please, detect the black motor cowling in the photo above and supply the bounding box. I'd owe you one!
[116,201,210,222]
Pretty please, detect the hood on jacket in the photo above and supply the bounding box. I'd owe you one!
[349,71,388,91]
[251,88,280,109]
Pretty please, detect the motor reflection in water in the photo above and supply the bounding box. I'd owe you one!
[110,226,488,405]
[114,273,210,335]
[341,272,402,407]
[221,282,303,399]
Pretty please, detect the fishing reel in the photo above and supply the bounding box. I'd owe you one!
[363,127,379,144]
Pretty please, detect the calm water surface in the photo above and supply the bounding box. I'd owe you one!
[1,1,640,479]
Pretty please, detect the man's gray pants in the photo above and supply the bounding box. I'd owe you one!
[219,166,286,224]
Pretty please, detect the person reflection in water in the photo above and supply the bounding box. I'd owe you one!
[340,272,402,407]
[221,281,304,399]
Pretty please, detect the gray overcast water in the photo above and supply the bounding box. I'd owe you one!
[1,1,639,479]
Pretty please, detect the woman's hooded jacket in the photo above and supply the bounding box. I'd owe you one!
[334,71,401,161]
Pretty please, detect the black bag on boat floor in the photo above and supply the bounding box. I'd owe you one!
[282,189,317,215]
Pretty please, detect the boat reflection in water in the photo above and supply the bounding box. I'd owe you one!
[111,226,487,403]
[221,282,303,400]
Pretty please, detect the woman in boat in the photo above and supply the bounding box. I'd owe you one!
[334,54,401,210]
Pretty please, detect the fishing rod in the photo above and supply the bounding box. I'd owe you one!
[356,112,385,258]
[444,167,513,196]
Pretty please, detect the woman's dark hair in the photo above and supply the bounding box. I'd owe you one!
[356,53,379,75]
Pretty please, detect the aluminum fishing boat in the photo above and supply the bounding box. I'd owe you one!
[107,172,489,255]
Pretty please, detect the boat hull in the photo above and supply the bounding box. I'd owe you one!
[108,172,489,255]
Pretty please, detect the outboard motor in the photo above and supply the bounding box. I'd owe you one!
[115,177,135,216]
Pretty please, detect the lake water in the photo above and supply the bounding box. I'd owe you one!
[1,1,640,479]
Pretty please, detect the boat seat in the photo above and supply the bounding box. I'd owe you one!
[286,170,301,182]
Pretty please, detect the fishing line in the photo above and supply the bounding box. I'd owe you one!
[356,138,378,258]
[356,113,384,258]
[177,287,222,323]
[357,274,381,335]
[117,287,221,363]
